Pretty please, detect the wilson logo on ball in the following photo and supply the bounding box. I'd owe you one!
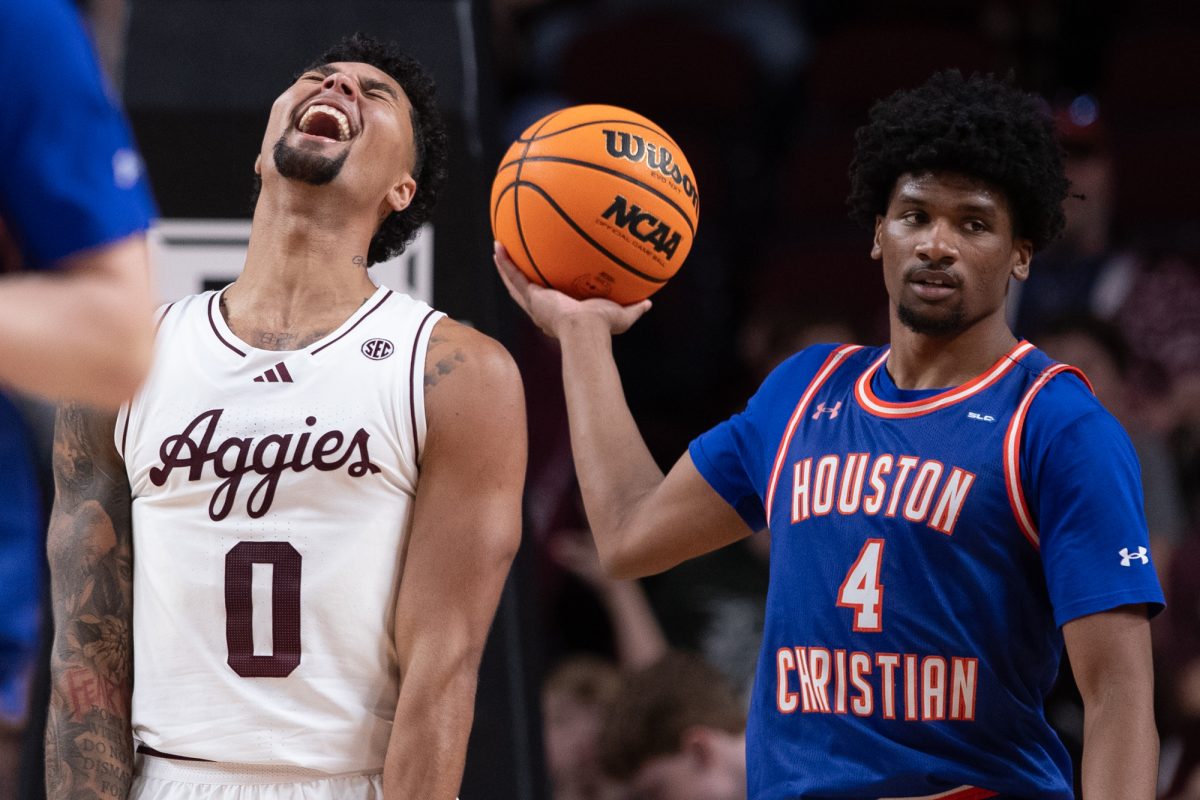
[603,130,699,212]
[602,195,682,259]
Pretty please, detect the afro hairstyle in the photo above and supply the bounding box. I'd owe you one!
[847,70,1067,250]
[252,33,448,266]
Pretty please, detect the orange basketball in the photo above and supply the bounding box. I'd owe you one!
[491,104,699,304]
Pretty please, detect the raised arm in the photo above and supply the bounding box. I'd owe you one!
[1063,604,1157,800]
[0,235,155,409]
[382,319,525,799]
[496,244,752,579]
[43,404,135,800]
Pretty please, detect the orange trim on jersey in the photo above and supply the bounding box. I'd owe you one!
[880,786,997,800]
[1003,364,1092,550]
[855,341,1036,419]
[764,345,862,522]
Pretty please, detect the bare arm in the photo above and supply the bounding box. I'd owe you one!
[0,234,155,409]
[44,404,135,800]
[382,319,526,799]
[1063,605,1157,800]
[496,245,753,579]
[550,530,667,668]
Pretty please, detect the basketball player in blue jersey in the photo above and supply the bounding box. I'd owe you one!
[0,0,157,408]
[45,35,525,800]
[497,70,1163,799]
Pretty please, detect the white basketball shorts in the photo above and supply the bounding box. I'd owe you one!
[130,755,384,800]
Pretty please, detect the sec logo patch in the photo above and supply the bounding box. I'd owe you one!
[361,338,394,360]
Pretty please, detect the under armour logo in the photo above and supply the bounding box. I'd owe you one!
[1119,546,1149,567]
[812,402,842,420]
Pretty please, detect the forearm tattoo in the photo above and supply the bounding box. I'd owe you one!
[45,405,134,800]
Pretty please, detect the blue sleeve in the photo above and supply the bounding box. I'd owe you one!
[0,0,156,269]
[689,344,842,532]
[1023,376,1166,627]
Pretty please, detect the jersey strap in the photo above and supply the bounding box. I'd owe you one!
[1003,363,1094,549]
[764,344,862,520]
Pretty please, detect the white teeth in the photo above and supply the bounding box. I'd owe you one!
[299,104,351,141]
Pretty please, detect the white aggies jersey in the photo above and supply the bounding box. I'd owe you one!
[117,284,445,773]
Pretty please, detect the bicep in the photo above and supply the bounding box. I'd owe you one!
[392,326,525,672]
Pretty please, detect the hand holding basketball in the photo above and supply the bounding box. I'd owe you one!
[491,104,699,305]
[494,242,651,338]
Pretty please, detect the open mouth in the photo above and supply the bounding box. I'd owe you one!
[297,104,352,142]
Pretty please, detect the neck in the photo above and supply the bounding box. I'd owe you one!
[237,182,380,307]
[221,185,382,350]
[885,309,1018,390]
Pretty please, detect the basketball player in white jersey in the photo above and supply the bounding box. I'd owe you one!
[43,34,526,800]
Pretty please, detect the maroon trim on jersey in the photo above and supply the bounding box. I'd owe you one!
[154,301,178,334]
[207,293,247,357]
[136,743,213,762]
[310,290,394,355]
[409,309,439,462]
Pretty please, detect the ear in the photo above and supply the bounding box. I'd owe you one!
[871,215,884,260]
[385,174,418,215]
[254,155,262,176]
[1011,237,1033,282]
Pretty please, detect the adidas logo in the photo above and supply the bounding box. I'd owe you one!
[253,362,294,383]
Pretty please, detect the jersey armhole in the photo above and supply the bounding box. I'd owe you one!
[763,344,863,520]
[116,300,178,461]
[1002,365,1093,550]
[408,309,444,465]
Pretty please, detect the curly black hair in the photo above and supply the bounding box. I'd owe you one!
[847,70,1067,250]
[252,33,449,265]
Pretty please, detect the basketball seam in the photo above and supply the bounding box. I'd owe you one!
[509,111,564,288]
[509,180,668,284]
[518,119,682,152]
[494,155,697,236]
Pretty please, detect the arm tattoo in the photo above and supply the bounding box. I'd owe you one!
[424,335,467,389]
[45,404,134,800]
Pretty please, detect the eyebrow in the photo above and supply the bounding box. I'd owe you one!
[306,65,400,99]
[895,192,998,215]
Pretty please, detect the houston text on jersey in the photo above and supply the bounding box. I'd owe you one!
[790,452,976,536]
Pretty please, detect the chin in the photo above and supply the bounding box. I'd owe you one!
[897,303,967,336]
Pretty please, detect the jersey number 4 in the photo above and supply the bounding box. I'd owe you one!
[836,538,884,632]
[225,541,302,678]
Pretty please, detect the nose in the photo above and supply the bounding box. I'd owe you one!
[322,72,358,99]
[915,218,958,265]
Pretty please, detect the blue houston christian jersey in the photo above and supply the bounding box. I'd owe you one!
[690,341,1164,800]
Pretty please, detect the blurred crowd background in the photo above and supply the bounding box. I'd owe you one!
[3,0,1199,798]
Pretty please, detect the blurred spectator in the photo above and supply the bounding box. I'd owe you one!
[543,657,627,800]
[1159,535,1200,799]
[550,528,667,669]
[600,651,746,800]
[1010,96,1135,339]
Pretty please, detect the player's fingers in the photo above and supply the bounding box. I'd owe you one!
[612,299,653,334]
[493,248,531,309]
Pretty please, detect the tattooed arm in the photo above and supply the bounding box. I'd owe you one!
[383,318,526,799]
[44,404,134,800]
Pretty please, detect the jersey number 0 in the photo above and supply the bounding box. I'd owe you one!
[225,541,302,677]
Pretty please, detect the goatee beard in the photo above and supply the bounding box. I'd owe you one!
[897,302,967,336]
[272,134,348,186]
